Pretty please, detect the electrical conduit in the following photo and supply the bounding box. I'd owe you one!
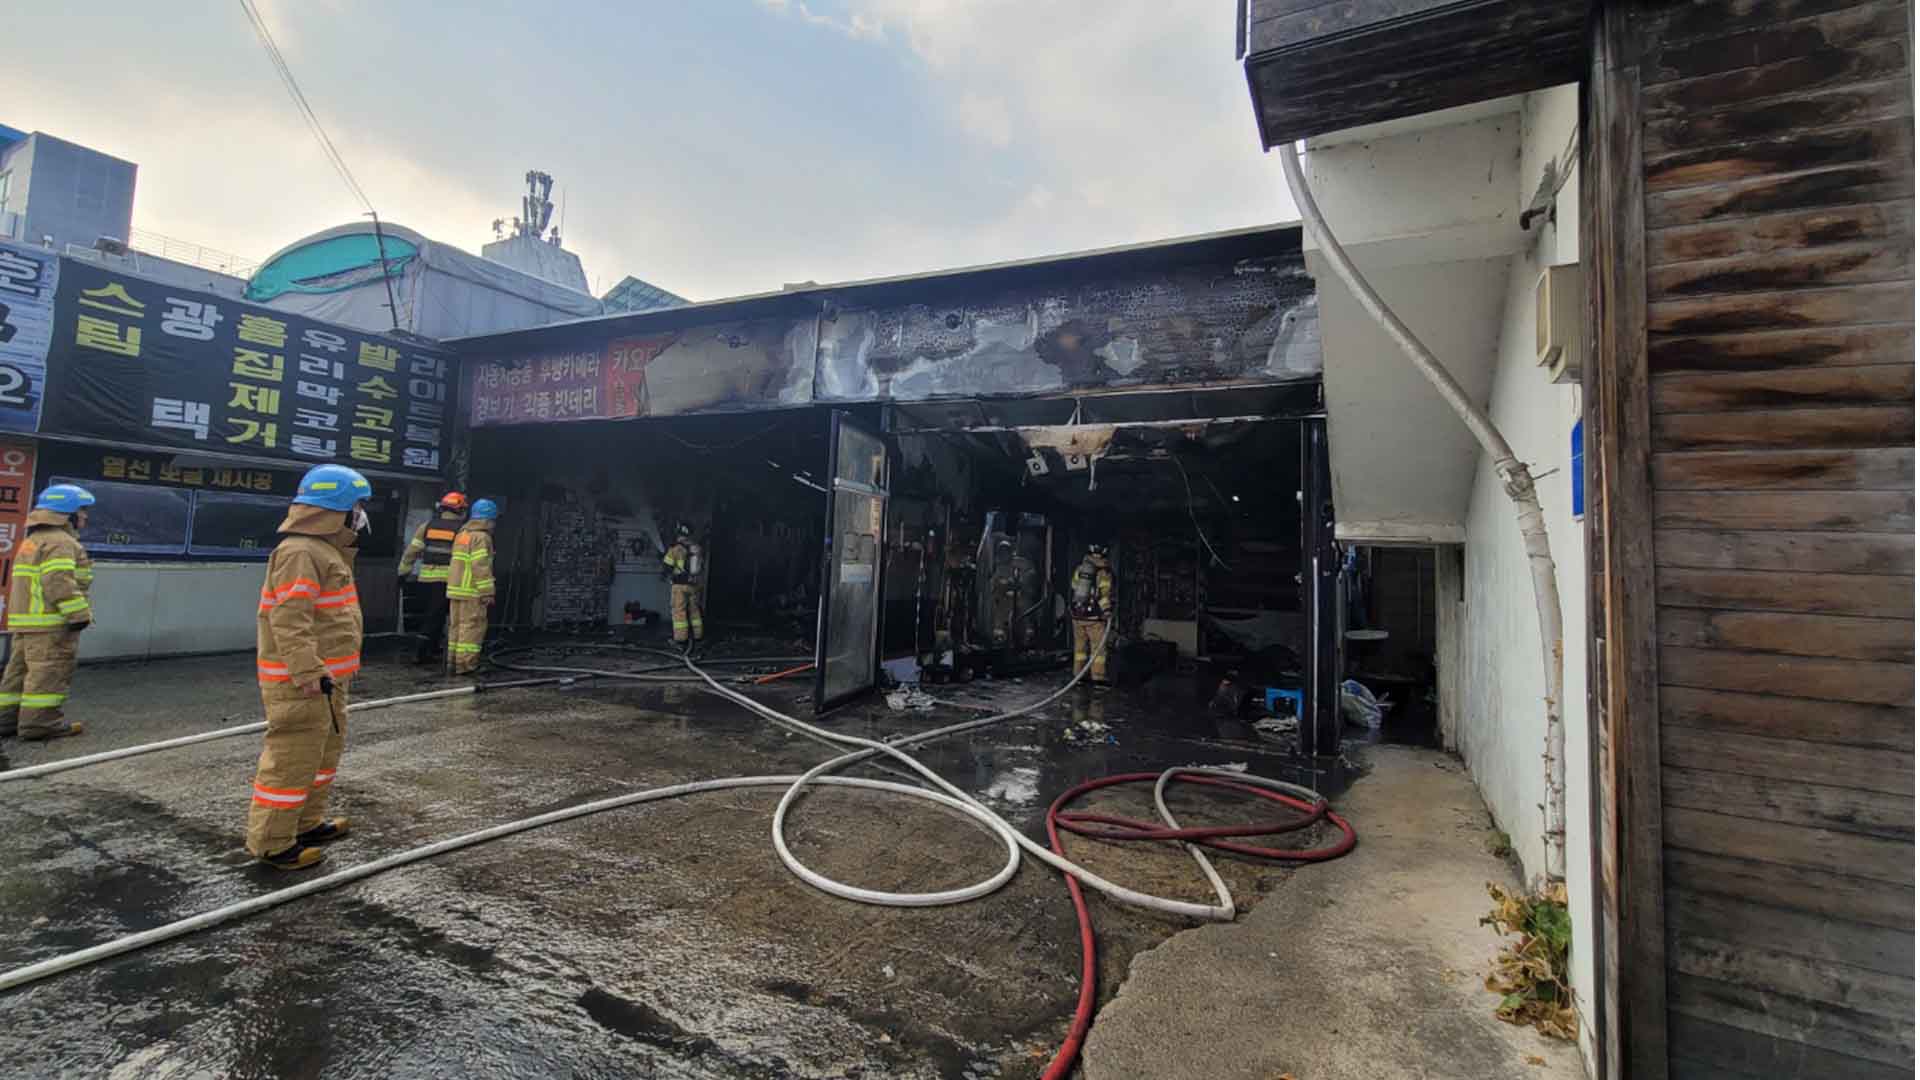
[1279,145,1567,881]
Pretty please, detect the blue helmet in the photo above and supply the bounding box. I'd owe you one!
[469,499,499,521]
[293,464,372,511]
[35,484,96,514]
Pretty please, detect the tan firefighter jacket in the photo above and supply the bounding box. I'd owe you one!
[256,504,364,688]
[447,519,495,600]
[7,510,94,633]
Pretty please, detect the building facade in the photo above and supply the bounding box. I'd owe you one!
[1242,1,1915,1077]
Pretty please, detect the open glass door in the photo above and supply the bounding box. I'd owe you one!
[814,410,890,712]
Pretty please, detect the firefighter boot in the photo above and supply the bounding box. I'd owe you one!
[261,843,328,871]
[297,818,351,845]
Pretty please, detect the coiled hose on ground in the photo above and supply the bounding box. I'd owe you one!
[0,633,1356,1078]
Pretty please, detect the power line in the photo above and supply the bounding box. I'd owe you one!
[236,0,373,214]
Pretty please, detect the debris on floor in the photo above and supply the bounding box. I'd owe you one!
[1254,714,1298,737]
[885,689,936,711]
[1062,717,1113,744]
[1481,881,1576,1040]
[1339,678,1386,728]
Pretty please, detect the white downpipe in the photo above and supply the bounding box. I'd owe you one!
[1280,145,1567,881]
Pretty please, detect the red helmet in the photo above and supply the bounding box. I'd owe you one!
[437,491,469,512]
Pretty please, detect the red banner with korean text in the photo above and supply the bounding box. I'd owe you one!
[0,437,38,628]
[466,325,807,426]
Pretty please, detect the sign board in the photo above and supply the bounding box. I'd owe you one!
[0,241,57,433]
[36,441,301,496]
[0,437,37,625]
[466,321,813,427]
[40,259,451,476]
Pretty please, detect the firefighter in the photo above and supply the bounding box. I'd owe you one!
[987,535,1017,646]
[0,484,97,741]
[445,499,497,674]
[661,522,704,653]
[1070,543,1115,686]
[397,492,468,664]
[246,464,370,872]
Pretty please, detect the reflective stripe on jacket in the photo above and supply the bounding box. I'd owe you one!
[446,520,495,600]
[663,541,694,585]
[398,511,464,583]
[7,512,93,633]
[257,506,363,687]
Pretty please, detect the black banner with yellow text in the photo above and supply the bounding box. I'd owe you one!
[40,260,450,477]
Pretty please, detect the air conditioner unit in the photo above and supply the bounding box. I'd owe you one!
[1535,262,1585,384]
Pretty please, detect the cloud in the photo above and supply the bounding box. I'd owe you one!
[954,94,1013,148]
[619,1,1299,297]
[758,0,885,41]
[17,3,1295,306]
[10,64,497,269]
[764,1,1298,274]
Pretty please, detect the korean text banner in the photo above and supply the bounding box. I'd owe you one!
[0,437,36,626]
[40,259,450,476]
[466,320,814,427]
[0,240,58,433]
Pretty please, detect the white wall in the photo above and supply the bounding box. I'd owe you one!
[1303,104,1526,544]
[76,562,262,661]
[1455,83,1596,1065]
[1318,258,1509,541]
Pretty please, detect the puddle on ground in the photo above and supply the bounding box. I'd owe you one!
[0,641,1376,1079]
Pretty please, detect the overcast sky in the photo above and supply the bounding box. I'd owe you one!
[12,2,1295,301]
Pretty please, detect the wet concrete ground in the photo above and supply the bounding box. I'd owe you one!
[0,641,1367,1078]
[1081,746,1586,1080]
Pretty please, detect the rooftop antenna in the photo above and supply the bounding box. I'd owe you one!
[518,171,554,239]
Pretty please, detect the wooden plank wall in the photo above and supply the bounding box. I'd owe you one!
[1242,0,1588,146]
[1588,6,1668,1074]
[1626,0,1915,1074]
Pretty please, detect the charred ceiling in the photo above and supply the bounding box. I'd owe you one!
[452,225,1320,426]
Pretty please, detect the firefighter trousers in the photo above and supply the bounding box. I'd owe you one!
[246,682,348,858]
[1072,618,1110,684]
[0,631,80,738]
[670,584,704,643]
[411,583,450,663]
[447,598,489,674]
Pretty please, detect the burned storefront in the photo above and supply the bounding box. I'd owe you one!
[450,224,1347,747]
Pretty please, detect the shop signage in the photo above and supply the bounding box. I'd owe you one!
[0,240,57,434]
[35,442,302,496]
[0,437,37,625]
[40,259,451,476]
[466,321,812,427]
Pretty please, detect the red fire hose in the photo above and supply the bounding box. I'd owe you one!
[1038,772,1358,1079]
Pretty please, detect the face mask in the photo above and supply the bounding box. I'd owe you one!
[351,505,371,533]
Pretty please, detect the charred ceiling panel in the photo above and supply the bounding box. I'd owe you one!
[816,257,1319,403]
[454,225,1321,418]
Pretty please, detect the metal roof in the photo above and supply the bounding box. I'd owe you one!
[445,221,1305,354]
